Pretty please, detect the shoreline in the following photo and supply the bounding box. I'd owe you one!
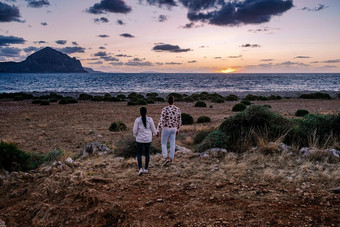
[1,90,339,99]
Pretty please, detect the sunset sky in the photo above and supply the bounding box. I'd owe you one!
[1,0,339,73]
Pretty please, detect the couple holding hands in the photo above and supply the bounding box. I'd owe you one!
[132,96,182,176]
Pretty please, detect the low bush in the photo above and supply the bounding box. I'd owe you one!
[59,97,78,104]
[194,130,228,153]
[289,114,340,148]
[154,97,165,102]
[299,92,331,100]
[40,100,50,106]
[196,105,292,153]
[199,92,210,100]
[241,100,251,106]
[0,142,63,172]
[194,101,207,107]
[212,97,224,103]
[197,116,211,123]
[146,92,158,98]
[225,94,238,101]
[232,103,247,112]
[295,109,309,117]
[79,94,93,100]
[0,141,31,172]
[0,92,34,100]
[115,135,161,158]
[127,99,147,106]
[194,130,212,144]
[32,99,41,104]
[109,122,127,132]
[181,113,194,125]
[167,93,185,101]
[117,94,126,100]
[91,96,104,102]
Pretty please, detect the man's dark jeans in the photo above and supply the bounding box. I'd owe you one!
[136,142,151,170]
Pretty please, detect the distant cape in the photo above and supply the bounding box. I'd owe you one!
[0,47,87,73]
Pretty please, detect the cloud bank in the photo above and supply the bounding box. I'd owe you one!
[152,43,191,52]
[87,0,132,14]
[0,1,22,22]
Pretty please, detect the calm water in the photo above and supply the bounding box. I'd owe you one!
[1,73,340,95]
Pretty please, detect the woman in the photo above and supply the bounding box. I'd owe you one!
[133,107,157,176]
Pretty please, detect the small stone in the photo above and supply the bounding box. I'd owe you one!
[65,157,73,166]
[156,199,164,202]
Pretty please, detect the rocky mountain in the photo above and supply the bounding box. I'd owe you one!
[0,47,87,73]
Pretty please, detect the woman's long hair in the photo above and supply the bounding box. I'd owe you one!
[140,107,147,128]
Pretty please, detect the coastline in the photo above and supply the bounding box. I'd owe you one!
[10,90,340,99]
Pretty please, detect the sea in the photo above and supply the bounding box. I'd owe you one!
[1,73,340,97]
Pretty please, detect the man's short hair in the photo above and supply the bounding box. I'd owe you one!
[168,95,174,105]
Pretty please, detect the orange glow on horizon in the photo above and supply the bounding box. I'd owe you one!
[220,68,237,73]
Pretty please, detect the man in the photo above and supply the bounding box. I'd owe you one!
[157,95,181,164]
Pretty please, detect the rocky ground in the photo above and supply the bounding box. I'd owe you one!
[1,99,340,226]
[0,144,339,226]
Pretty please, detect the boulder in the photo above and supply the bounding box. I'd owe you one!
[175,145,192,154]
[200,148,228,159]
[81,142,112,158]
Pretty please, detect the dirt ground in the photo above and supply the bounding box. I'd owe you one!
[0,99,340,226]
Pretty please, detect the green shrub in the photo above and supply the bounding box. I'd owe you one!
[0,142,62,172]
[40,100,50,106]
[197,116,211,123]
[232,103,247,112]
[243,94,259,101]
[181,113,194,125]
[43,149,63,163]
[109,122,127,132]
[194,130,212,144]
[194,131,228,153]
[225,94,238,101]
[195,105,293,153]
[183,96,194,102]
[128,92,144,100]
[111,96,121,102]
[299,92,331,100]
[212,97,224,103]
[167,93,185,101]
[185,94,200,102]
[146,92,158,98]
[194,101,207,107]
[146,99,155,104]
[263,104,272,109]
[154,97,165,102]
[114,135,136,158]
[115,135,160,158]
[136,99,147,105]
[241,100,251,106]
[199,92,210,100]
[104,93,112,101]
[32,99,41,104]
[91,96,104,102]
[295,109,309,117]
[0,141,31,172]
[117,94,126,100]
[59,97,78,104]
[289,114,340,147]
[127,101,137,106]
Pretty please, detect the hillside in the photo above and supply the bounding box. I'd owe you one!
[0,47,87,73]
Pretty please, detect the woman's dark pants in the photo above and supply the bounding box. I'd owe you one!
[136,142,151,170]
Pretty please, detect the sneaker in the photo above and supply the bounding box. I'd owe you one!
[144,169,148,173]
[162,158,169,166]
[138,168,143,176]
